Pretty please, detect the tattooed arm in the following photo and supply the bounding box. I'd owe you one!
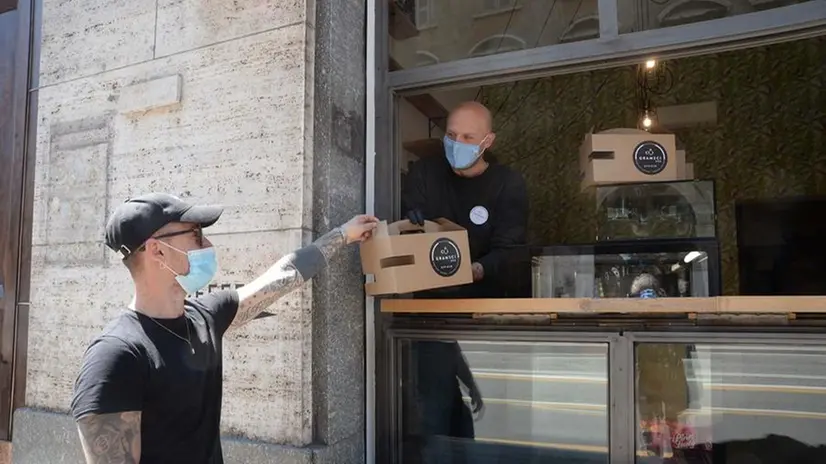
[77,411,141,464]
[229,215,378,331]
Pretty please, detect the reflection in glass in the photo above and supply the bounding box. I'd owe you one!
[635,343,826,462]
[389,0,600,70]
[617,0,813,34]
[399,339,609,463]
[532,240,717,299]
[596,180,716,241]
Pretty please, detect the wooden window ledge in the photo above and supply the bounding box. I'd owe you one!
[380,296,826,315]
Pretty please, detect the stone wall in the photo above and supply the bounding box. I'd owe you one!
[16,0,365,461]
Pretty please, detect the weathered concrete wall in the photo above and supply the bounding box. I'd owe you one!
[18,0,365,461]
[310,0,367,459]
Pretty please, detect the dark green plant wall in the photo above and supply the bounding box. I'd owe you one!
[480,37,826,295]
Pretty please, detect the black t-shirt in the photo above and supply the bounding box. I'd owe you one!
[403,155,530,298]
[70,290,239,464]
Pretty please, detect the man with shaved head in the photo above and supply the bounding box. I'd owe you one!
[404,100,528,295]
[402,101,528,461]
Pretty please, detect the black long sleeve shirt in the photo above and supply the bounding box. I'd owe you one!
[403,155,529,298]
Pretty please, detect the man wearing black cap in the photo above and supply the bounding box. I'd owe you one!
[69,193,377,464]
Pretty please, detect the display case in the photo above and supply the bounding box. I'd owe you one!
[531,239,721,298]
[595,180,716,241]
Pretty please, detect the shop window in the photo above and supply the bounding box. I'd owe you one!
[634,343,826,461]
[393,37,826,297]
[469,34,527,58]
[396,338,609,463]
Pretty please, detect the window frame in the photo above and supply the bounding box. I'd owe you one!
[385,2,826,91]
[369,0,826,462]
[379,325,826,463]
[0,0,39,442]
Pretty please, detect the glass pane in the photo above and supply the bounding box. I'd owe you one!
[398,339,609,463]
[596,180,717,241]
[617,0,814,34]
[389,0,600,70]
[532,240,718,298]
[635,343,826,462]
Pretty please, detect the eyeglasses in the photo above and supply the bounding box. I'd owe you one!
[153,226,205,248]
[135,226,204,254]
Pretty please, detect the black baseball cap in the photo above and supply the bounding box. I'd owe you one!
[105,193,223,259]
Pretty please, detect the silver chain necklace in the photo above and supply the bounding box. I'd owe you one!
[143,313,195,354]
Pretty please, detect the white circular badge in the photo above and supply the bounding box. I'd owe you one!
[469,206,489,226]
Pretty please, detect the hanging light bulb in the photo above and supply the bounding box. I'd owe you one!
[641,111,654,130]
[645,59,657,70]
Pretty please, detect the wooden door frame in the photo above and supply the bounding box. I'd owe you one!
[0,0,39,441]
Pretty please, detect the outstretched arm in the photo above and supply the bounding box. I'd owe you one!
[77,411,142,464]
[229,215,378,331]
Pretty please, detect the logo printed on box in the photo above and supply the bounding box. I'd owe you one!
[429,237,462,277]
[633,141,668,175]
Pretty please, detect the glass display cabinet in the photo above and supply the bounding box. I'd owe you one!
[531,239,721,298]
[595,180,716,241]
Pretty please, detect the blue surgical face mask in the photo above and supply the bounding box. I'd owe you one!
[639,289,657,299]
[161,243,218,295]
[443,135,489,170]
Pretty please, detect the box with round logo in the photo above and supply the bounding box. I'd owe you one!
[359,219,474,295]
[579,128,689,190]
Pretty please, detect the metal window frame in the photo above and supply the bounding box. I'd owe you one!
[628,331,826,344]
[379,327,826,463]
[626,331,826,461]
[389,327,618,343]
[367,0,392,461]
[365,0,378,461]
[384,328,616,463]
[367,1,826,462]
[386,2,826,92]
[609,333,635,463]
[0,0,39,441]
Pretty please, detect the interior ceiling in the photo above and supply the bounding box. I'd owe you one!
[402,63,720,157]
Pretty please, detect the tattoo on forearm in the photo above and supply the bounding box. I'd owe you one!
[77,411,141,464]
[231,227,349,330]
[315,227,347,263]
[232,258,303,328]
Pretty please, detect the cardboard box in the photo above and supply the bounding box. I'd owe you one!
[359,219,473,295]
[675,150,694,180]
[580,128,680,189]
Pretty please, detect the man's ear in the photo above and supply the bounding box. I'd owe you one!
[484,132,496,149]
[145,239,165,263]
